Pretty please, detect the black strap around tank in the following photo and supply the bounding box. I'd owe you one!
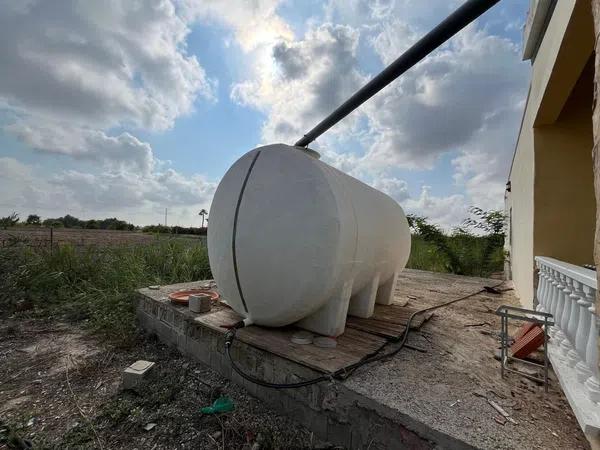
[232,150,261,313]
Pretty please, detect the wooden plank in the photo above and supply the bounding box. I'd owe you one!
[345,303,433,339]
[194,307,243,333]
[192,296,434,372]
[239,326,385,373]
[194,307,386,373]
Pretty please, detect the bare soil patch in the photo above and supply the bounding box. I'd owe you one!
[0,319,325,449]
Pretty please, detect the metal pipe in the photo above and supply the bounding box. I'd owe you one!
[294,0,501,148]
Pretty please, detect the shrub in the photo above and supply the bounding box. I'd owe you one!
[0,212,19,229]
[406,208,506,278]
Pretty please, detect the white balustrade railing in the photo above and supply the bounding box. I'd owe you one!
[535,256,600,408]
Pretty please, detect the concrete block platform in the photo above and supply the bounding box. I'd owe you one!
[136,270,588,450]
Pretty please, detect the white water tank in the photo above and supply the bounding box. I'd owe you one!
[208,144,411,336]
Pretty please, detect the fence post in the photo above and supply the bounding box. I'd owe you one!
[50,227,53,255]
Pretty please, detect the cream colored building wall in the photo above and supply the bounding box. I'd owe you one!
[508,0,587,307]
[534,60,595,268]
[507,112,535,306]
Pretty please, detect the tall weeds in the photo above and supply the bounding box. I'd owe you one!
[406,210,506,277]
[0,240,211,343]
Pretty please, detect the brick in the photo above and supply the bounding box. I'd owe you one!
[122,360,155,390]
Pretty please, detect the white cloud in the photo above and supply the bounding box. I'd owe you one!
[181,0,293,51]
[324,0,460,30]
[0,0,214,132]
[404,186,467,231]
[452,102,525,209]
[0,0,221,224]
[53,168,215,210]
[0,157,215,225]
[362,24,527,171]
[371,177,410,203]
[231,23,367,144]
[6,121,155,175]
[0,157,70,214]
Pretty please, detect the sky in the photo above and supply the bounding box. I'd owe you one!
[0,0,530,229]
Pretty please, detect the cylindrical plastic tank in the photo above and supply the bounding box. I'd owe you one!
[208,144,411,336]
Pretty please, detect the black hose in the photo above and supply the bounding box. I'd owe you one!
[294,0,501,147]
[225,281,505,389]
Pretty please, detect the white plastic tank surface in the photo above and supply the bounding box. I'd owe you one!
[208,144,411,336]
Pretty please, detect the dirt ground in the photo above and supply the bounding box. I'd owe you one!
[0,319,327,449]
[0,270,592,450]
[346,269,591,450]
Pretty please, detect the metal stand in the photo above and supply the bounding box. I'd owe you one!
[495,305,553,392]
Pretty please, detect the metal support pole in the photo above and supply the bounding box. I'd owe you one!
[543,315,549,392]
[294,0,501,148]
[500,314,505,378]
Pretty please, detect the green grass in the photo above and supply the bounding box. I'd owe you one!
[0,239,211,343]
[407,234,504,277]
[0,226,504,343]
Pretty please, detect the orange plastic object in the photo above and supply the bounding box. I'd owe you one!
[168,289,219,306]
[510,325,545,359]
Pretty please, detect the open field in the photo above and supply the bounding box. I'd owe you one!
[0,227,206,249]
[0,227,504,344]
[0,238,211,342]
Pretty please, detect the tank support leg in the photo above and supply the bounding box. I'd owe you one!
[375,272,398,305]
[297,279,353,337]
[348,273,380,318]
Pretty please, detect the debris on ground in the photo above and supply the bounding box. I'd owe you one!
[487,399,517,425]
[344,270,589,450]
[511,325,545,359]
[200,396,235,414]
[0,319,327,449]
[463,321,492,327]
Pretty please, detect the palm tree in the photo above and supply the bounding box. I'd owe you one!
[199,209,208,228]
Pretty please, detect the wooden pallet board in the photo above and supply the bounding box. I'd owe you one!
[345,304,433,339]
[194,307,387,373]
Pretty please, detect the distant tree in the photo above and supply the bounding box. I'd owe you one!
[44,219,64,228]
[0,212,19,229]
[61,214,82,228]
[199,209,208,228]
[26,214,41,225]
[143,224,171,234]
[85,219,100,229]
[463,207,505,237]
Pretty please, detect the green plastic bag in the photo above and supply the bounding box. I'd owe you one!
[201,396,235,414]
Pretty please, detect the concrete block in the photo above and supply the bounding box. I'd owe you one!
[189,294,211,313]
[123,360,155,390]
